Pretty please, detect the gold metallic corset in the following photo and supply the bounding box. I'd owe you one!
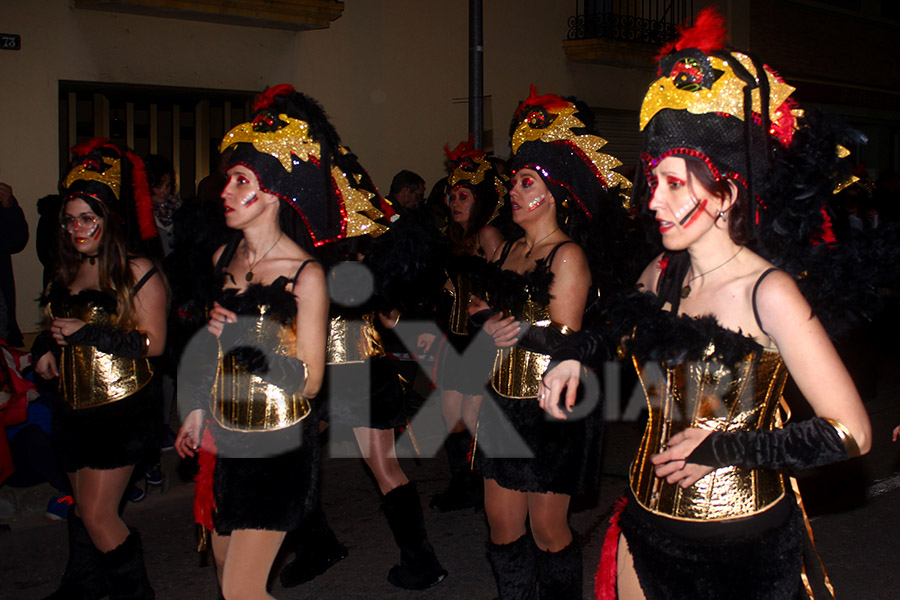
[52,298,153,410]
[211,306,310,431]
[326,313,384,365]
[491,299,554,399]
[630,346,789,521]
[448,273,473,336]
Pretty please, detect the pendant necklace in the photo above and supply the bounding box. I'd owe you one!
[245,233,282,282]
[525,228,560,258]
[81,253,99,266]
[681,247,744,298]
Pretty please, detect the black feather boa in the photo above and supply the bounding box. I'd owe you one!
[363,210,447,316]
[216,279,298,324]
[751,109,900,337]
[607,291,763,366]
[476,256,554,317]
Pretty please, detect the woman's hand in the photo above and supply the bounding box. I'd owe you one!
[892,424,900,442]
[207,302,237,338]
[175,409,207,459]
[378,309,401,330]
[483,313,521,348]
[417,332,436,354]
[35,352,59,379]
[538,360,582,420]
[650,428,716,488]
[50,318,86,345]
[467,295,489,315]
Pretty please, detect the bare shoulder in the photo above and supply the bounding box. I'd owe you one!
[753,268,807,315]
[291,257,325,291]
[211,244,227,267]
[478,225,503,255]
[128,257,157,280]
[636,253,665,291]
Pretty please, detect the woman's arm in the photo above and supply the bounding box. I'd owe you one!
[292,261,328,399]
[130,258,168,357]
[756,271,871,452]
[546,242,590,331]
[478,225,503,261]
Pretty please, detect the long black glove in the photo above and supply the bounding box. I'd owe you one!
[687,417,856,471]
[516,323,570,356]
[226,345,307,395]
[551,324,613,369]
[63,324,148,358]
[30,329,60,366]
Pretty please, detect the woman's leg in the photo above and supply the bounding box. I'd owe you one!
[528,492,580,600]
[484,479,536,600]
[616,534,646,600]
[440,389,466,434]
[218,529,286,600]
[73,466,133,552]
[460,393,482,434]
[210,531,229,589]
[352,427,407,495]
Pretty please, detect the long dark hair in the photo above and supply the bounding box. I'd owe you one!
[446,184,494,256]
[54,196,141,327]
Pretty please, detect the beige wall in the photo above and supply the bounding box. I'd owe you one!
[0,0,648,335]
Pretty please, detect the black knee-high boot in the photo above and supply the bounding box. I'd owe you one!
[101,530,154,599]
[43,515,110,600]
[381,482,447,590]
[430,431,481,512]
[486,535,537,600]
[279,504,348,588]
[536,540,582,600]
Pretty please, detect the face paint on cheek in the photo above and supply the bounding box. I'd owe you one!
[241,192,259,207]
[527,194,547,211]
[678,199,708,228]
[90,223,102,240]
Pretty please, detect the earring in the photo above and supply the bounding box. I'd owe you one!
[718,210,727,222]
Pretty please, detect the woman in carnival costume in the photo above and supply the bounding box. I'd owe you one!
[34,139,167,599]
[473,86,631,599]
[174,84,340,599]
[427,138,505,512]
[267,86,448,591]
[541,9,873,599]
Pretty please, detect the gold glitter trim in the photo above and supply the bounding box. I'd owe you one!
[512,103,631,192]
[640,53,795,132]
[219,114,320,172]
[64,158,123,200]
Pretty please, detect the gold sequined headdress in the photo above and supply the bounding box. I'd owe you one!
[63,138,158,243]
[639,8,802,196]
[510,85,631,218]
[220,85,388,246]
[444,137,506,226]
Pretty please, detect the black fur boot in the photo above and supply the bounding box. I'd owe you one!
[101,530,154,599]
[381,482,447,590]
[43,515,110,600]
[486,535,537,600]
[430,432,482,512]
[279,505,348,588]
[536,540,582,600]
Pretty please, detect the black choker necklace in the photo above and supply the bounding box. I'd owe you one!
[81,253,99,266]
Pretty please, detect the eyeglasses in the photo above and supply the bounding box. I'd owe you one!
[60,214,100,232]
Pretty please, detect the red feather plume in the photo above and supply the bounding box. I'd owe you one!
[595,496,628,600]
[444,135,484,163]
[655,7,728,61]
[125,151,158,240]
[254,83,296,111]
[70,137,112,158]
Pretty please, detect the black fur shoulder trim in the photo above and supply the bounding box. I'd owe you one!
[607,291,764,365]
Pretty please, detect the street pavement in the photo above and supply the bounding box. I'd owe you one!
[2,319,899,599]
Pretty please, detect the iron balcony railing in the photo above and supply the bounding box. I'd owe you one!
[568,0,695,46]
